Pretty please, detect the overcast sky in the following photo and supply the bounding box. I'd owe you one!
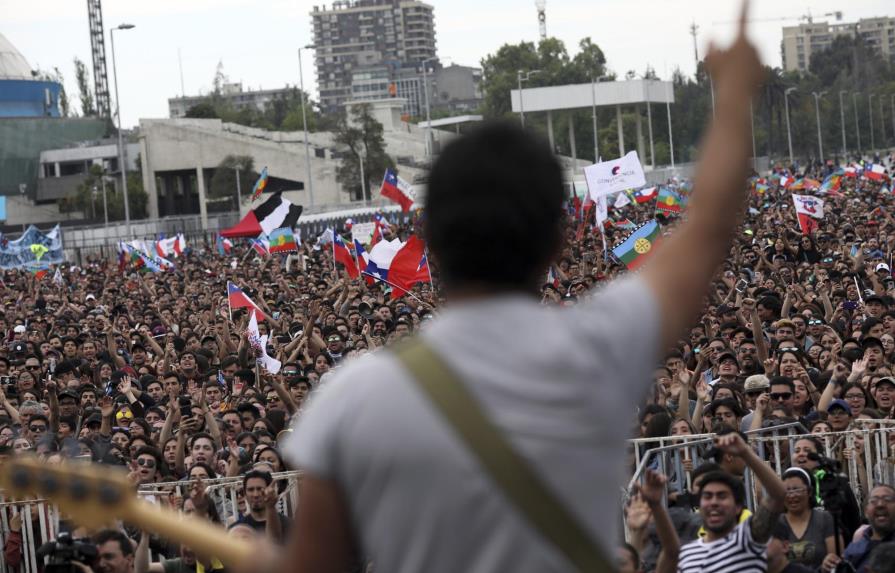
[3,0,891,128]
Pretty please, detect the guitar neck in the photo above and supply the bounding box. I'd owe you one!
[123,499,254,568]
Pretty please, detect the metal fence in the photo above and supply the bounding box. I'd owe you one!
[0,498,61,573]
[136,470,302,525]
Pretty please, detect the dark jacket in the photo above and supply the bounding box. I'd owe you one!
[843,527,895,573]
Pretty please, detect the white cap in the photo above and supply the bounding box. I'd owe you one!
[877,263,891,273]
[85,294,96,301]
[13,325,26,333]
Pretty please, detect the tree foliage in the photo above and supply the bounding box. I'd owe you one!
[60,163,148,221]
[74,57,95,117]
[208,156,257,208]
[479,33,895,167]
[334,104,394,200]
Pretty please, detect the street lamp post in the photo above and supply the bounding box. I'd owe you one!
[853,92,862,154]
[812,91,826,162]
[869,94,876,151]
[879,94,887,144]
[646,79,655,169]
[839,91,848,157]
[356,144,367,203]
[516,69,541,128]
[110,23,135,235]
[298,45,315,209]
[421,56,439,157]
[784,87,797,166]
[891,95,895,148]
[666,81,674,168]
[590,75,609,163]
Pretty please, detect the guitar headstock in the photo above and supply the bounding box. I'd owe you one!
[0,456,133,529]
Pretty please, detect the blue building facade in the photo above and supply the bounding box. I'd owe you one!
[0,79,62,118]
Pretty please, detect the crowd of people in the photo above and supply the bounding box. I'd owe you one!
[1,21,895,573]
[0,145,892,572]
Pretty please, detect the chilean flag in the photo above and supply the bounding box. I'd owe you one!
[633,186,657,204]
[227,281,263,319]
[379,168,415,212]
[867,164,888,181]
[389,235,431,300]
[354,239,375,285]
[333,234,359,278]
[173,234,186,256]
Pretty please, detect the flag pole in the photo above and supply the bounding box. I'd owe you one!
[361,271,426,305]
[226,282,233,322]
[424,247,435,288]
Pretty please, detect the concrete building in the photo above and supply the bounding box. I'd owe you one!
[139,100,443,227]
[432,64,483,113]
[37,139,140,203]
[782,16,895,72]
[310,0,437,112]
[168,82,301,118]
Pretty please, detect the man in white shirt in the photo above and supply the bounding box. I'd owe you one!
[275,3,765,571]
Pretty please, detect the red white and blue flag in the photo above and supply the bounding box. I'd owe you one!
[333,234,359,278]
[633,186,658,204]
[226,281,263,319]
[251,238,270,257]
[379,168,415,212]
[388,235,431,300]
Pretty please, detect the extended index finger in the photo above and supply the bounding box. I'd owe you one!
[738,0,750,38]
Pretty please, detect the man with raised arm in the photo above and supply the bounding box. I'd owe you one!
[277,2,765,571]
[677,432,787,572]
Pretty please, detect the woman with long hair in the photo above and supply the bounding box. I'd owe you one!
[777,468,840,570]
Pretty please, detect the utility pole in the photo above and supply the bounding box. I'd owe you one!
[689,21,700,72]
[839,91,848,157]
[812,91,826,161]
[784,87,796,166]
[853,92,862,154]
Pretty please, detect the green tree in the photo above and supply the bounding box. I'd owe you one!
[208,156,257,209]
[334,104,394,200]
[185,102,219,118]
[74,57,95,116]
[60,163,148,221]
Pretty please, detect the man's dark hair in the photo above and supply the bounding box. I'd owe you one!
[757,295,782,317]
[93,529,134,556]
[243,469,273,488]
[867,542,895,573]
[692,462,722,484]
[134,445,163,469]
[237,403,260,419]
[424,121,564,291]
[769,376,795,393]
[697,470,746,506]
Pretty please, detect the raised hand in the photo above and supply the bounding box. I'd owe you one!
[713,431,751,457]
[635,469,667,507]
[703,0,764,98]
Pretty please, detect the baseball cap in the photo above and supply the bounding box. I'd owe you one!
[743,374,770,392]
[717,351,739,366]
[828,399,852,416]
[85,294,96,301]
[12,325,25,334]
[876,377,895,388]
[876,263,891,273]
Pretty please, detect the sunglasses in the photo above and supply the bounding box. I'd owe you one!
[136,458,156,469]
[770,392,793,400]
[25,365,40,371]
[777,347,800,354]
[29,425,47,432]
[808,320,823,325]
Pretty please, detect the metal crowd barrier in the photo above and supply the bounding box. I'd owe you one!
[0,498,61,573]
[137,471,302,524]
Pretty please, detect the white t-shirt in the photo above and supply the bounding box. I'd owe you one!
[283,277,659,572]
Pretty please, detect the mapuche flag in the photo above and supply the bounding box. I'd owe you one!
[611,219,660,271]
[655,186,684,215]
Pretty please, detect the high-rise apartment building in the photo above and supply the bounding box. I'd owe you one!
[782,16,895,72]
[310,0,437,113]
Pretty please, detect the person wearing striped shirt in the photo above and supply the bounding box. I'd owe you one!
[677,432,787,573]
